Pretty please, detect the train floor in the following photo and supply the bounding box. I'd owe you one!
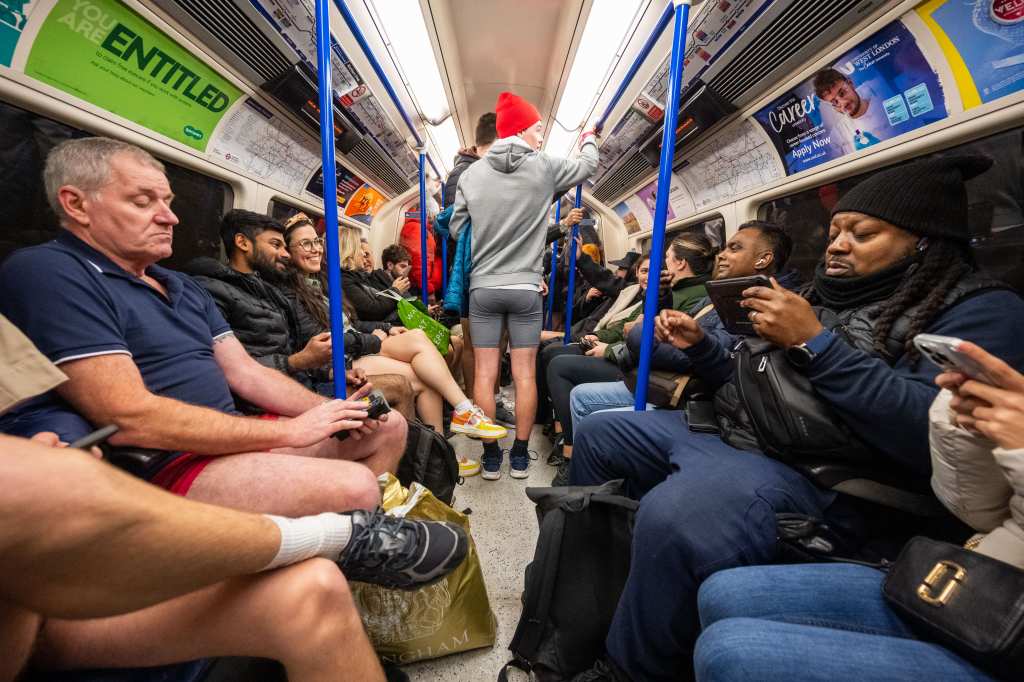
[405,412,551,681]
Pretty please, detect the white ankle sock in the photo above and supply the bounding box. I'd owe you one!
[454,399,473,413]
[263,513,354,570]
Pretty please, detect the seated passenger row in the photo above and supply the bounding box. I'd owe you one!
[0,137,481,681]
[554,155,1024,681]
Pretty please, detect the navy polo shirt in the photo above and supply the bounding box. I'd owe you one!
[0,231,237,441]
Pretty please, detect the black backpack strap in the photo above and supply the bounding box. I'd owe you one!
[497,657,531,682]
[831,478,946,517]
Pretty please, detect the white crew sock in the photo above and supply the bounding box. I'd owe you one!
[453,399,473,414]
[263,513,354,570]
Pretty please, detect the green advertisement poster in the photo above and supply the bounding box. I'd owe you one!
[24,0,241,151]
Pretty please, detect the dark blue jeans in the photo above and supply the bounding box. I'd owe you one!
[569,409,837,682]
[695,564,992,681]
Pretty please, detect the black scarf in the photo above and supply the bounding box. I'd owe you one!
[812,256,915,310]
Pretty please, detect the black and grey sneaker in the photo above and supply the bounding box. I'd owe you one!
[339,509,468,590]
[494,402,516,428]
[551,456,572,486]
[546,434,565,465]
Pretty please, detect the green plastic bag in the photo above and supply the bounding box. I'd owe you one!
[396,298,451,356]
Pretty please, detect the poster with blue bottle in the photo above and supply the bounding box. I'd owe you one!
[917,0,1024,107]
[753,20,947,175]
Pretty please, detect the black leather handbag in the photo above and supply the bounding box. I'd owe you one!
[882,536,1024,680]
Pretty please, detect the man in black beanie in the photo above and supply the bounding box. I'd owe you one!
[566,154,1024,682]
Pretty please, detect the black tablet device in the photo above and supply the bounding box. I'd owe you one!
[704,275,771,336]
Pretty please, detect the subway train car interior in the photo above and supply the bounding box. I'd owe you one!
[1,0,1023,680]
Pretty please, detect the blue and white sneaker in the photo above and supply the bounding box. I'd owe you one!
[481,449,503,480]
[509,448,536,479]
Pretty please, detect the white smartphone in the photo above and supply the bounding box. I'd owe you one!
[913,334,996,384]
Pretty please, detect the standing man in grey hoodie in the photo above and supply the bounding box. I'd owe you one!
[449,91,598,480]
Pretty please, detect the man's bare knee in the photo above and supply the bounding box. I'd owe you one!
[267,560,361,654]
[0,601,42,681]
[345,466,381,511]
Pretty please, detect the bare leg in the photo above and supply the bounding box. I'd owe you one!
[355,355,444,432]
[0,600,40,682]
[0,435,277,617]
[473,347,502,420]
[36,560,384,682]
[510,346,539,436]
[446,335,464,383]
[380,329,470,409]
[186,452,382,516]
[540,330,564,343]
[363,373,415,421]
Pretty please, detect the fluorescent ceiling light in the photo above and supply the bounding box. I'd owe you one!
[545,0,642,155]
[429,117,460,175]
[544,124,581,160]
[368,0,451,124]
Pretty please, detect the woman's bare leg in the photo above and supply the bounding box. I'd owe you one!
[355,354,444,432]
[380,330,469,409]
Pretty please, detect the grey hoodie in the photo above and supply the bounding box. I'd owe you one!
[449,136,598,290]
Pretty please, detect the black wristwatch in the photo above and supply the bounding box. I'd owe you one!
[785,330,833,369]
[785,343,815,369]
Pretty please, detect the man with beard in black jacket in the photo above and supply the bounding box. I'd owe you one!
[567,155,1024,682]
[186,210,331,387]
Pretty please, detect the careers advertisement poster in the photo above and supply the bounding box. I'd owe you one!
[917,0,1024,107]
[753,21,947,175]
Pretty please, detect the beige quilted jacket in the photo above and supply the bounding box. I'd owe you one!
[929,390,1024,569]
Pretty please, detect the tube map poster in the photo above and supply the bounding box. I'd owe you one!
[752,20,947,175]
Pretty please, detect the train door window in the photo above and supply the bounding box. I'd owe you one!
[269,199,322,227]
[0,100,232,270]
[759,127,1024,291]
[639,215,726,254]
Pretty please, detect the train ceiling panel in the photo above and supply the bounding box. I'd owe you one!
[155,0,416,196]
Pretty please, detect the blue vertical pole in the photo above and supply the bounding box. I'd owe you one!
[418,151,429,307]
[313,0,346,398]
[545,201,561,330]
[562,185,583,345]
[440,192,448,294]
[635,0,693,410]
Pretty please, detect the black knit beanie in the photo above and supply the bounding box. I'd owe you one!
[831,154,992,243]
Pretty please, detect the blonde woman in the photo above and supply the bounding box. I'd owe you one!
[281,217,505,474]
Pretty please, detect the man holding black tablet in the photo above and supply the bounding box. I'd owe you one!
[568,155,1024,681]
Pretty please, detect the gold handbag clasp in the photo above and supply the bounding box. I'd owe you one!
[917,560,966,606]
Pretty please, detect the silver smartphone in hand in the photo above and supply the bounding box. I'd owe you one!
[913,334,995,384]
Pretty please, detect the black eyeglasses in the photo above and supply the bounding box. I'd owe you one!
[293,238,325,253]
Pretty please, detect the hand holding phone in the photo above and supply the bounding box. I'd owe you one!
[69,425,119,451]
[705,275,772,335]
[914,334,998,384]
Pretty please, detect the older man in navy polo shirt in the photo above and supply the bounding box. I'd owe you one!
[0,137,406,516]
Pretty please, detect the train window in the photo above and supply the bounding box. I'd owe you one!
[759,127,1024,291]
[0,100,232,270]
[639,215,726,254]
[269,199,320,226]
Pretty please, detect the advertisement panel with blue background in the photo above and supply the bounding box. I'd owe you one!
[917,0,1024,107]
[753,20,947,175]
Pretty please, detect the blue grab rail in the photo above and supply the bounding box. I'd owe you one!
[314,0,347,398]
[418,151,429,306]
[545,201,561,330]
[634,0,695,411]
[562,185,583,346]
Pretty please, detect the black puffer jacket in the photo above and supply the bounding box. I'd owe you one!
[185,258,300,377]
[278,280,387,361]
[343,267,401,324]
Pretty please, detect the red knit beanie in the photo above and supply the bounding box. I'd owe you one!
[495,91,541,138]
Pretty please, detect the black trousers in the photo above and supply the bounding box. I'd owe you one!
[546,354,623,444]
[536,338,581,424]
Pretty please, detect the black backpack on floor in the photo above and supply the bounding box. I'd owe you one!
[500,481,639,681]
[396,418,460,505]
